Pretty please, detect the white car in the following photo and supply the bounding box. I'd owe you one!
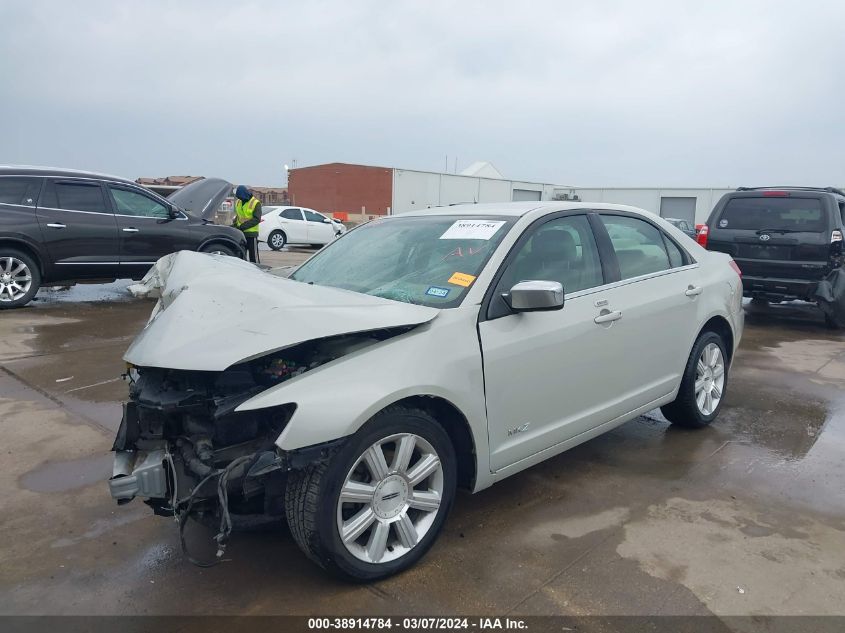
[109,202,743,581]
[259,205,346,250]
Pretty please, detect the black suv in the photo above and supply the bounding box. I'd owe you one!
[0,167,246,308]
[701,186,845,326]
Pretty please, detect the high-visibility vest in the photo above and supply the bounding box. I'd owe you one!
[235,197,260,234]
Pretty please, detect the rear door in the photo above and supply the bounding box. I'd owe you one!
[303,209,336,244]
[278,208,308,243]
[593,213,702,415]
[707,193,833,284]
[108,184,195,272]
[36,178,121,276]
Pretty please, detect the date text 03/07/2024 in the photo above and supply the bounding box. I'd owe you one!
[307,617,528,630]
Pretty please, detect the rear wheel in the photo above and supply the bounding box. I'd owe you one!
[268,230,286,251]
[0,250,41,309]
[284,406,456,581]
[661,331,728,428]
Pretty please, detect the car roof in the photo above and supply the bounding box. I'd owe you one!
[397,201,649,218]
[0,164,137,186]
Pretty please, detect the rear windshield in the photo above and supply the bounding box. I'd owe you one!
[719,197,826,232]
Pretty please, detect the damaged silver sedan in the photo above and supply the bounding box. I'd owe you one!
[109,203,743,580]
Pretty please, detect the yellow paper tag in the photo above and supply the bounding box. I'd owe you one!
[448,272,476,287]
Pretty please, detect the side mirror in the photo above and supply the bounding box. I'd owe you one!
[504,280,564,312]
[168,206,180,219]
[323,218,333,224]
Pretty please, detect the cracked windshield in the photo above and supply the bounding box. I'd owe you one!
[291,215,515,307]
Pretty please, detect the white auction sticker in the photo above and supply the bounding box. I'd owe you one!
[440,220,506,240]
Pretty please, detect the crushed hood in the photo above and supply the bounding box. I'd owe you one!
[124,251,439,371]
[167,177,233,221]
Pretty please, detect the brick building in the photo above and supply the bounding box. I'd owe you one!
[287,163,393,217]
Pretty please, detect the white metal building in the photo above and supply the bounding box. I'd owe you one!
[390,162,731,225]
[392,166,572,214]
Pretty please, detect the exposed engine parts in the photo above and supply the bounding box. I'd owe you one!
[109,329,407,565]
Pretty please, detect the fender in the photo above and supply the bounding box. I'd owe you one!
[0,233,50,277]
[235,306,493,484]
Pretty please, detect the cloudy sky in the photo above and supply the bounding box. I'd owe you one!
[1,1,843,187]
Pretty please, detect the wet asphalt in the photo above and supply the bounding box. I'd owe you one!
[0,252,843,620]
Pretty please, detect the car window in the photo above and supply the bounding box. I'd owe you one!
[0,177,40,206]
[719,197,825,232]
[498,215,604,296]
[109,187,170,218]
[303,210,325,222]
[44,181,108,214]
[664,235,685,268]
[281,208,303,220]
[601,215,672,280]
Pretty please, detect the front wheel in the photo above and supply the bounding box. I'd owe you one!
[0,250,41,309]
[661,331,728,428]
[284,406,456,581]
[199,243,237,257]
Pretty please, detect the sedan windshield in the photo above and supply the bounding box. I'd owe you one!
[290,215,515,308]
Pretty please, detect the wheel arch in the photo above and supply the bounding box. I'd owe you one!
[0,238,46,277]
[698,314,734,364]
[383,395,477,491]
[198,236,245,257]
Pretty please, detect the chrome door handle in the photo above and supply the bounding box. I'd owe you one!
[685,286,703,297]
[46,223,66,229]
[122,227,140,233]
[594,310,622,324]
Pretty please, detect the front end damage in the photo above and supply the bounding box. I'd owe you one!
[108,331,399,564]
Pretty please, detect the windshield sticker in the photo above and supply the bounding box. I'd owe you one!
[448,272,476,287]
[719,219,728,228]
[425,286,450,298]
[440,220,506,241]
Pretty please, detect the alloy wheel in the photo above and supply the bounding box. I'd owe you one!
[695,342,725,415]
[271,233,285,249]
[0,256,33,302]
[336,433,444,564]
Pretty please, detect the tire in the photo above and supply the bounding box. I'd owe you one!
[750,297,768,307]
[199,243,237,257]
[0,249,41,309]
[284,406,457,581]
[268,230,286,251]
[661,331,728,428]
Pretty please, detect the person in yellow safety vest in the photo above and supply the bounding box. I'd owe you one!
[232,185,262,263]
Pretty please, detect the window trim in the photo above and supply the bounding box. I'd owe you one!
[480,210,607,322]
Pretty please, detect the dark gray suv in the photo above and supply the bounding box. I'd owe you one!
[701,186,845,327]
[0,166,246,308]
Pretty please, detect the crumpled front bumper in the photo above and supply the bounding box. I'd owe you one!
[109,449,169,502]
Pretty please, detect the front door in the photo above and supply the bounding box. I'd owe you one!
[479,214,618,470]
[36,178,121,278]
[303,209,335,245]
[278,208,308,244]
[107,184,194,275]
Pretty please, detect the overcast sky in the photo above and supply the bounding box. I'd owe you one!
[2,1,843,187]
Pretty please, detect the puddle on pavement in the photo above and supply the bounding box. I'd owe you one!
[32,280,137,305]
[19,453,113,493]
